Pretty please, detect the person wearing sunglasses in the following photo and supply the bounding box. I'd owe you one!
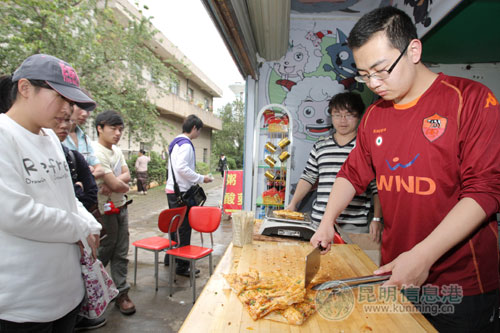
[0,54,101,332]
[311,6,500,332]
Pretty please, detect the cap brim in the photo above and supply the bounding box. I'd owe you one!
[46,81,97,111]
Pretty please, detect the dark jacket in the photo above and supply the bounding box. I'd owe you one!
[62,144,98,211]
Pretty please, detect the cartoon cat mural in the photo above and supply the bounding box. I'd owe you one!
[323,29,364,92]
[273,30,323,91]
[283,76,344,141]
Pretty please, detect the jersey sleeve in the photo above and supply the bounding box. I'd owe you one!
[458,86,500,216]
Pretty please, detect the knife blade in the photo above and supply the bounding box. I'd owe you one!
[305,247,322,286]
[312,273,392,291]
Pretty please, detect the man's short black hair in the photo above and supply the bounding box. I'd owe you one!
[347,6,417,52]
[182,114,203,133]
[328,92,365,117]
[95,110,124,136]
[139,149,146,154]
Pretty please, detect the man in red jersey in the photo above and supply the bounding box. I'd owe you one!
[311,6,500,332]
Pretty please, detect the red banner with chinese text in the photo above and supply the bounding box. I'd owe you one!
[222,170,243,215]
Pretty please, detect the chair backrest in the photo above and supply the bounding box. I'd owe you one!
[158,206,188,234]
[188,206,222,233]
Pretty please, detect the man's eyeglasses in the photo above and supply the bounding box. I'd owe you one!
[354,43,410,83]
[332,113,357,120]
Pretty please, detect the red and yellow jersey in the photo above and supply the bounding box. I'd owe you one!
[339,73,500,296]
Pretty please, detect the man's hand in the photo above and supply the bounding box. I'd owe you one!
[369,220,383,244]
[77,233,99,261]
[375,247,432,288]
[310,222,335,254]
[285,202,297,211]
[203,175,213,183]
[92,233,100,249]
[100,183,112,196]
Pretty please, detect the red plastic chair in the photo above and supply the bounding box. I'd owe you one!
[167,206,222,303]
[334,232,346,244]
[132,206,187,291]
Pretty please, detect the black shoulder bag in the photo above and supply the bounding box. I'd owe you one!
[170,160,207,207]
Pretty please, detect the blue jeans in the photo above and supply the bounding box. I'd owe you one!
[0,300,81,332]
[98,206,130,294]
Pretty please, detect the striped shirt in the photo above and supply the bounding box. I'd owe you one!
[300,135,376,228]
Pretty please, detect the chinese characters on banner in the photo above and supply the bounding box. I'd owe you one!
[223,170,243,215]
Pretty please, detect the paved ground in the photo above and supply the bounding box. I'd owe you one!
[90,175,380,332]
[95,175,233,333]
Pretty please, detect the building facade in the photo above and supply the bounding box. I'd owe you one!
[87,0,223,165]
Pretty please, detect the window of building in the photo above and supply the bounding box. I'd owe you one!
[187,87,194,102]
[203,148,208,163]
[204,97,210,111]
[170,80,179,95]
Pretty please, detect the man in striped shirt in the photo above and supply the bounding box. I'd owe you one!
[287,92,382,241]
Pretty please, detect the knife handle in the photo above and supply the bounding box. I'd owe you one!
[317,243,327,251]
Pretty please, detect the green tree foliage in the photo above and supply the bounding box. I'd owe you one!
[212,99,244,169]
[226,156,237,170]
[195,161,209,175]
[0,0,176,142]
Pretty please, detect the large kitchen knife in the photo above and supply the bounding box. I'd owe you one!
[305,244,326,286]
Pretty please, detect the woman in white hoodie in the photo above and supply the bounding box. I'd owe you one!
[0,54,101,332]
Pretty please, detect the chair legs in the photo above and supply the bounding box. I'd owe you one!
[154,251,159,291]
[169,255,175,297]
[190,260,196,304]
[134,247,164,292]
[168,254,213,303]
[134,247,138,286]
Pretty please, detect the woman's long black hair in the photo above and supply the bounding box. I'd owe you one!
[0,76,51,113]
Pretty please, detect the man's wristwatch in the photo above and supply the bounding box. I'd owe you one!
[372,217,382,222]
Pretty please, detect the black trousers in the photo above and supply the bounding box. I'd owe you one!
[417,288,499,332]
[164,193,192,269]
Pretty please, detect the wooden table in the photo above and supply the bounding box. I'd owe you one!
[179,241,436,332]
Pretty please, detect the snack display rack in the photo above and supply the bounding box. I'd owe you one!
[251,104,293,218]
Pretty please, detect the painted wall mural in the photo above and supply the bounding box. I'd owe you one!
[258,18,372,183]
[256,0,461,191]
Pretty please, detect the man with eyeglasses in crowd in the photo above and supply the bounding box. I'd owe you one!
[311,6,500,331]
[286,92,383,243]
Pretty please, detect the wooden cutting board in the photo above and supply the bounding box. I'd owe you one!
[179,241,436,332]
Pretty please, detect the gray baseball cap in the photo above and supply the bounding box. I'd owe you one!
[12,54,96,111]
